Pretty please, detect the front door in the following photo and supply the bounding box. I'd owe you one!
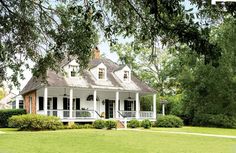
[105,99,115,119]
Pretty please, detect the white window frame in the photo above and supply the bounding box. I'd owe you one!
[69,65,78,77]
[123,70,130,82]
[98,68,106,80]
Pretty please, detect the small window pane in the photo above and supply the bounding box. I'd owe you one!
[98,68,105,79]
[19,100,24,109]
[71,71,76,77]
[124,71,129,81]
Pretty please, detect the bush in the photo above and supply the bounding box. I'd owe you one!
[93,119,105,129]
[141,119,152,129]
[64,123,94,129]
[156,115,184,128]
[81,124,94,129]
[192,114,236,128]
[105,120,117,130]
[128,119,140,128]
[8,114,63,131]
[0,109,26,127]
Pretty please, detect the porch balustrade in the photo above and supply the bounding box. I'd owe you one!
[119,110,136,118]
[47,109,94,119]
[46,109,155,120]
[139,111,154,118]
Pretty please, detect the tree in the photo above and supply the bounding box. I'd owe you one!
[0,0,98,87]
[0,87,6,100]
[174,18,236,120]
[1,0,235,88]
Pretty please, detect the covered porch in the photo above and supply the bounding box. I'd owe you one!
[36,87,157,122]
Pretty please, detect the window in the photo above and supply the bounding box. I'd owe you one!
[70,65,78,77]
[19,100,24,109]
[98,68,105,79]
[12,101,16,109]
[124,71,129,81]
[124,100,136,111]
[71,71,76,77]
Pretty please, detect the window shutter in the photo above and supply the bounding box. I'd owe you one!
[76,98,80,110]
[39,97,44,110]
[63,98,68,110]
[53,97,57,109]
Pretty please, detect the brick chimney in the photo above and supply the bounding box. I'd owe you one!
[93,47,100,59]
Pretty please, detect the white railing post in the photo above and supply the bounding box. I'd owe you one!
[136,92,140,119]
[94,90,97,118]
[44,87,48,115]
[115,91,119,118]
[153,94,157,119]
[69,88,73,118]
[124,118,127,129]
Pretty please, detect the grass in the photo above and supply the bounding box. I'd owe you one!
[151,126,236,136]
[0,127,236,153]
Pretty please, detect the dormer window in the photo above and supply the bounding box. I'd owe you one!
[69,65,78,77]
[98,68,105,79]
[124,71,129,81]
[71,71,76,77]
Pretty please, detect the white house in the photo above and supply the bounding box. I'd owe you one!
[9,95,24,109]
[20,48,157,123]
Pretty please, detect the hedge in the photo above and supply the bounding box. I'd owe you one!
[192,114,236,128]
[105,120,117,129]
[141,119,152,129]
[156,115,184,128]
[0,109,26,127]
[93,119,106,129]
[128,119,140,128]
[8,114,63,131]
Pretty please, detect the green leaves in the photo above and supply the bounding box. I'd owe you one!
[0,1,98,88]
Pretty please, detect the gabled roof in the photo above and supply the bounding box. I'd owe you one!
[21,58,156,95]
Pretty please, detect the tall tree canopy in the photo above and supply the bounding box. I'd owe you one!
[0,0,235,88]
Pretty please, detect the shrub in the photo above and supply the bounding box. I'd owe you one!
[105,120,117,130]
[93,119,105,129]
[192,114,236,128]
[64,123,94,129]
[8,114,63,131]
[156,115,184,128]
[128,119,140,128]
[81,124,94,129]
[141,119,152,129]
[0,109,26,127]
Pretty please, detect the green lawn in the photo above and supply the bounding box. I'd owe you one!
[151,126,236,136]
[0,128,236,153]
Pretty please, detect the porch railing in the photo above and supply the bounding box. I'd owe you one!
[47,109,95,119]
[140,111,154,118]
[47,109,69,118]
[72,110,94,118]
[119,111,136,118]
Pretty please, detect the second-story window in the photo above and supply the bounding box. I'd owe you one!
[70,65,78,77]
[98,68,105,79]
[124,71,129,81]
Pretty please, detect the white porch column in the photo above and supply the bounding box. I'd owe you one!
[93,90,97,118]
[115,91,119,118]
[162,104,165,116]
[135,92,140,118]
[16,98,19,109]
[69,88,73,118]
[44,87,48,115]
[153,94,157,119]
